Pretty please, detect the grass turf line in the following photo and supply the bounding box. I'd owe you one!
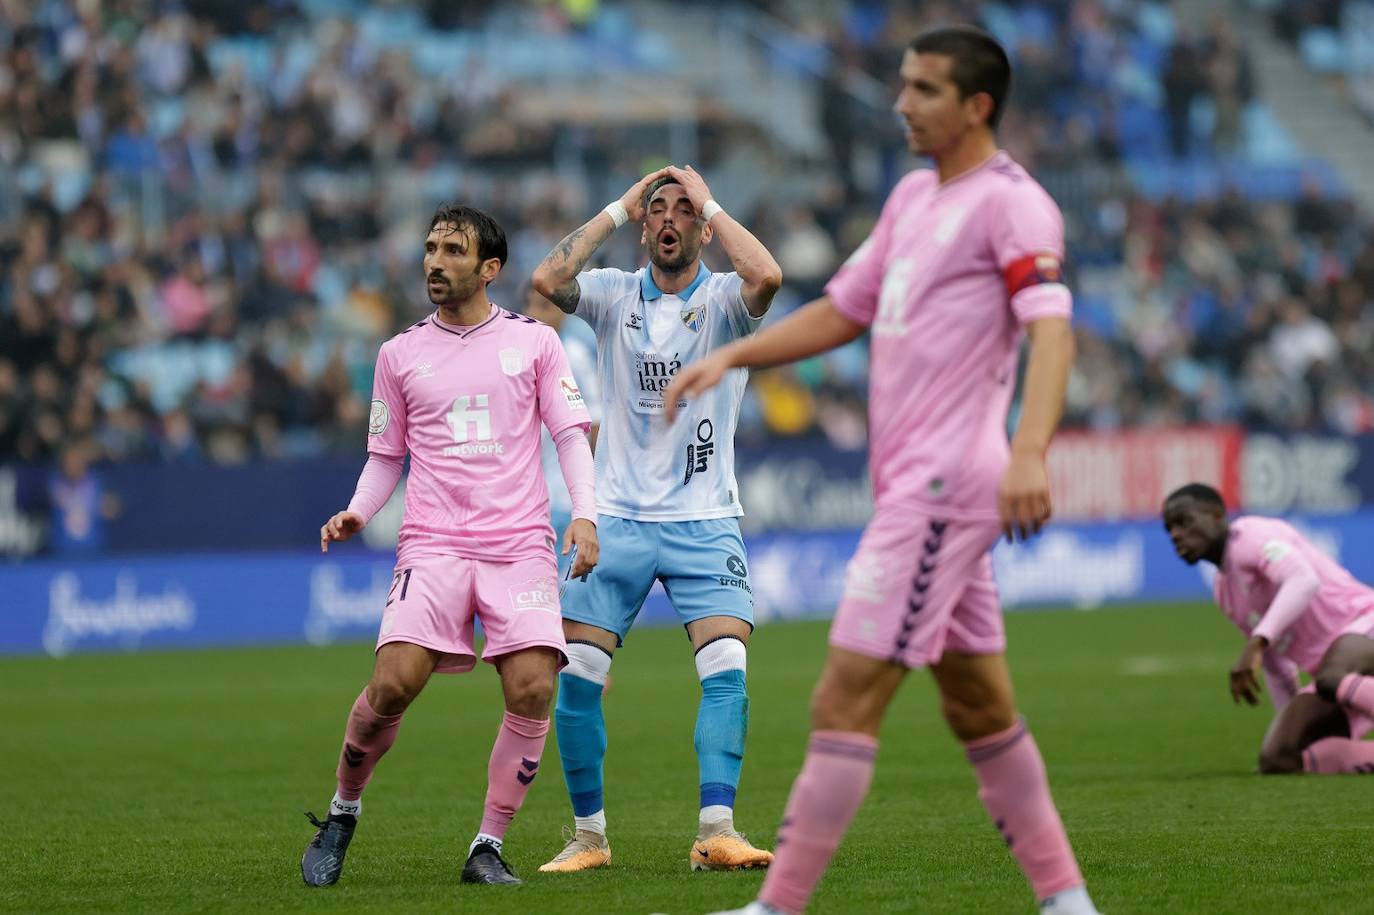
[4,602,1370,913]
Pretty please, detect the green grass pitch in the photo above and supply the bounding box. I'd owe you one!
[5,602,1371,913]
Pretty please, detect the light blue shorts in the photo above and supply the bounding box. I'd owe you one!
[559,515,755,645]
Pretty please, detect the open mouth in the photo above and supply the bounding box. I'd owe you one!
[658,230,680,256]
[428,275,447,289]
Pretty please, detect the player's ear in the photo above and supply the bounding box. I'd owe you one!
[966,91,994,127]
[700,222,713,246]
[480,257,502,284]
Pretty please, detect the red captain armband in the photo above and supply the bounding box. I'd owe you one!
[1003,252,1065,298]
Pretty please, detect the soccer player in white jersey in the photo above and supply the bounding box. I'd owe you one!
[300,204,599,889]
[530,166,782,872]
[668,27,1099,915]
[525,285,603,578]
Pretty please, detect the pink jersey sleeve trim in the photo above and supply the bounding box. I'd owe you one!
[346,453,404,524]
[825,285,874,327]
[1010,283,1072,325]
[553,425,596,523]
[1252,562,1321,644]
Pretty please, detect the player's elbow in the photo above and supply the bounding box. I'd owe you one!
[756,262,783,298]
[530,266,558,300]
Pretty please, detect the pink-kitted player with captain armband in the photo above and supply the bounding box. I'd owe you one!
[1163,483,1374,775]
[299,204,599,891]
[665,25,1098,915]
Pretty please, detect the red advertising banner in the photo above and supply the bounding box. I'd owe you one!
[1047,426,1242,521]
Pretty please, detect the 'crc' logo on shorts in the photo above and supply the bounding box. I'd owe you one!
[511,579,558,614]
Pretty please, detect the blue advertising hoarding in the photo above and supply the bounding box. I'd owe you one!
[3,511,1366,658]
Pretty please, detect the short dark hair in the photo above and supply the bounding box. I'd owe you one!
[910,26,1012,129]
[428,204,508,268]
[1164,483,1225,509]
[642,175,681,210]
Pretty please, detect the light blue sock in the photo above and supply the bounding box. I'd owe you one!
[556,672,607,816]
[695,668,748,809]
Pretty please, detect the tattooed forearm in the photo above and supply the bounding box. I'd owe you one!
[532,214,617,313]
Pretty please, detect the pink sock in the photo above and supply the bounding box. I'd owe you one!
[1303,737,1374,774]
[966,720,1083,902]
[478,712,550,840]
[1337,674,1374,718]
[336,689,404,803]
[758,730,878,915]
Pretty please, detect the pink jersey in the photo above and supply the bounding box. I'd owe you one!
[367,306,591,563]
[825,151,1071,519]
[1214,515,1374,672]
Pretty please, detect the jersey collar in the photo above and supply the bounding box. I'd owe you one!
[641,262,710,302]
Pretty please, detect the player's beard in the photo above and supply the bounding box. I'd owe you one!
[428,265,483,307]
[647,230,700,275]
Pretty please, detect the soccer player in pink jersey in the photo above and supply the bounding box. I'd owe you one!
[666,26,1099,915]
[299,204,600,888]
[1163,483,1374,775]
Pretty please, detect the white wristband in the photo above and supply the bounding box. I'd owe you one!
[603,201,629,229]
[701,200,723,223]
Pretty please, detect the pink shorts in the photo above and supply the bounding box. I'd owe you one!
[376,553,567,674]
[831,505,1004,668]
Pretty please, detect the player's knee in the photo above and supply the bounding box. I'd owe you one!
[367,674,421,716]
[810,680,865,732]
[1257,744,1303,775]
[1313,668,1346,702]
[505,669,556,717]
[940,695,1015,742]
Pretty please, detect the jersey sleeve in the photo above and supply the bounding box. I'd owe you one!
[713,272,760,339]
[367,343,407,457]
[574,268,635,333]
[537,326,593,438]
[823,187,901,327]
[1249,534,1321,643]
[565,335,602,425]
[992,181,1073,326]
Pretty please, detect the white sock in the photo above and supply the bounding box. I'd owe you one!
[575,809,607,835]
[330,793,361,818]
[1039,885,1099,915]
[469,832,503,855]
[699,804,734,831]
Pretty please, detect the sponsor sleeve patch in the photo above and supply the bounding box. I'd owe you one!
[560,376,586,411]
[1003,252,1065,298]
[369,399,389,435]
[1261,540,1293,565]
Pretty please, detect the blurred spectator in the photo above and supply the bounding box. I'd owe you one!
[47,440,120,554]
[2,0,1374,478]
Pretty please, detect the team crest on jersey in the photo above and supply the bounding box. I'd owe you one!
[681,304,707,333]
[499,348,523,376]
[369,400,389,435]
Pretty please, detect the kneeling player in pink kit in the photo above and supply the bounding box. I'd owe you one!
[300,204,600,888]
[668,26,1097,915]
[1163,483,1374,774]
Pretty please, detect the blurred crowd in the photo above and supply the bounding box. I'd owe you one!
[3,0,1374,482]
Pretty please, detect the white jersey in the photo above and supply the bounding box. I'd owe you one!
[575,263,759,521]
[541,317,601,517]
